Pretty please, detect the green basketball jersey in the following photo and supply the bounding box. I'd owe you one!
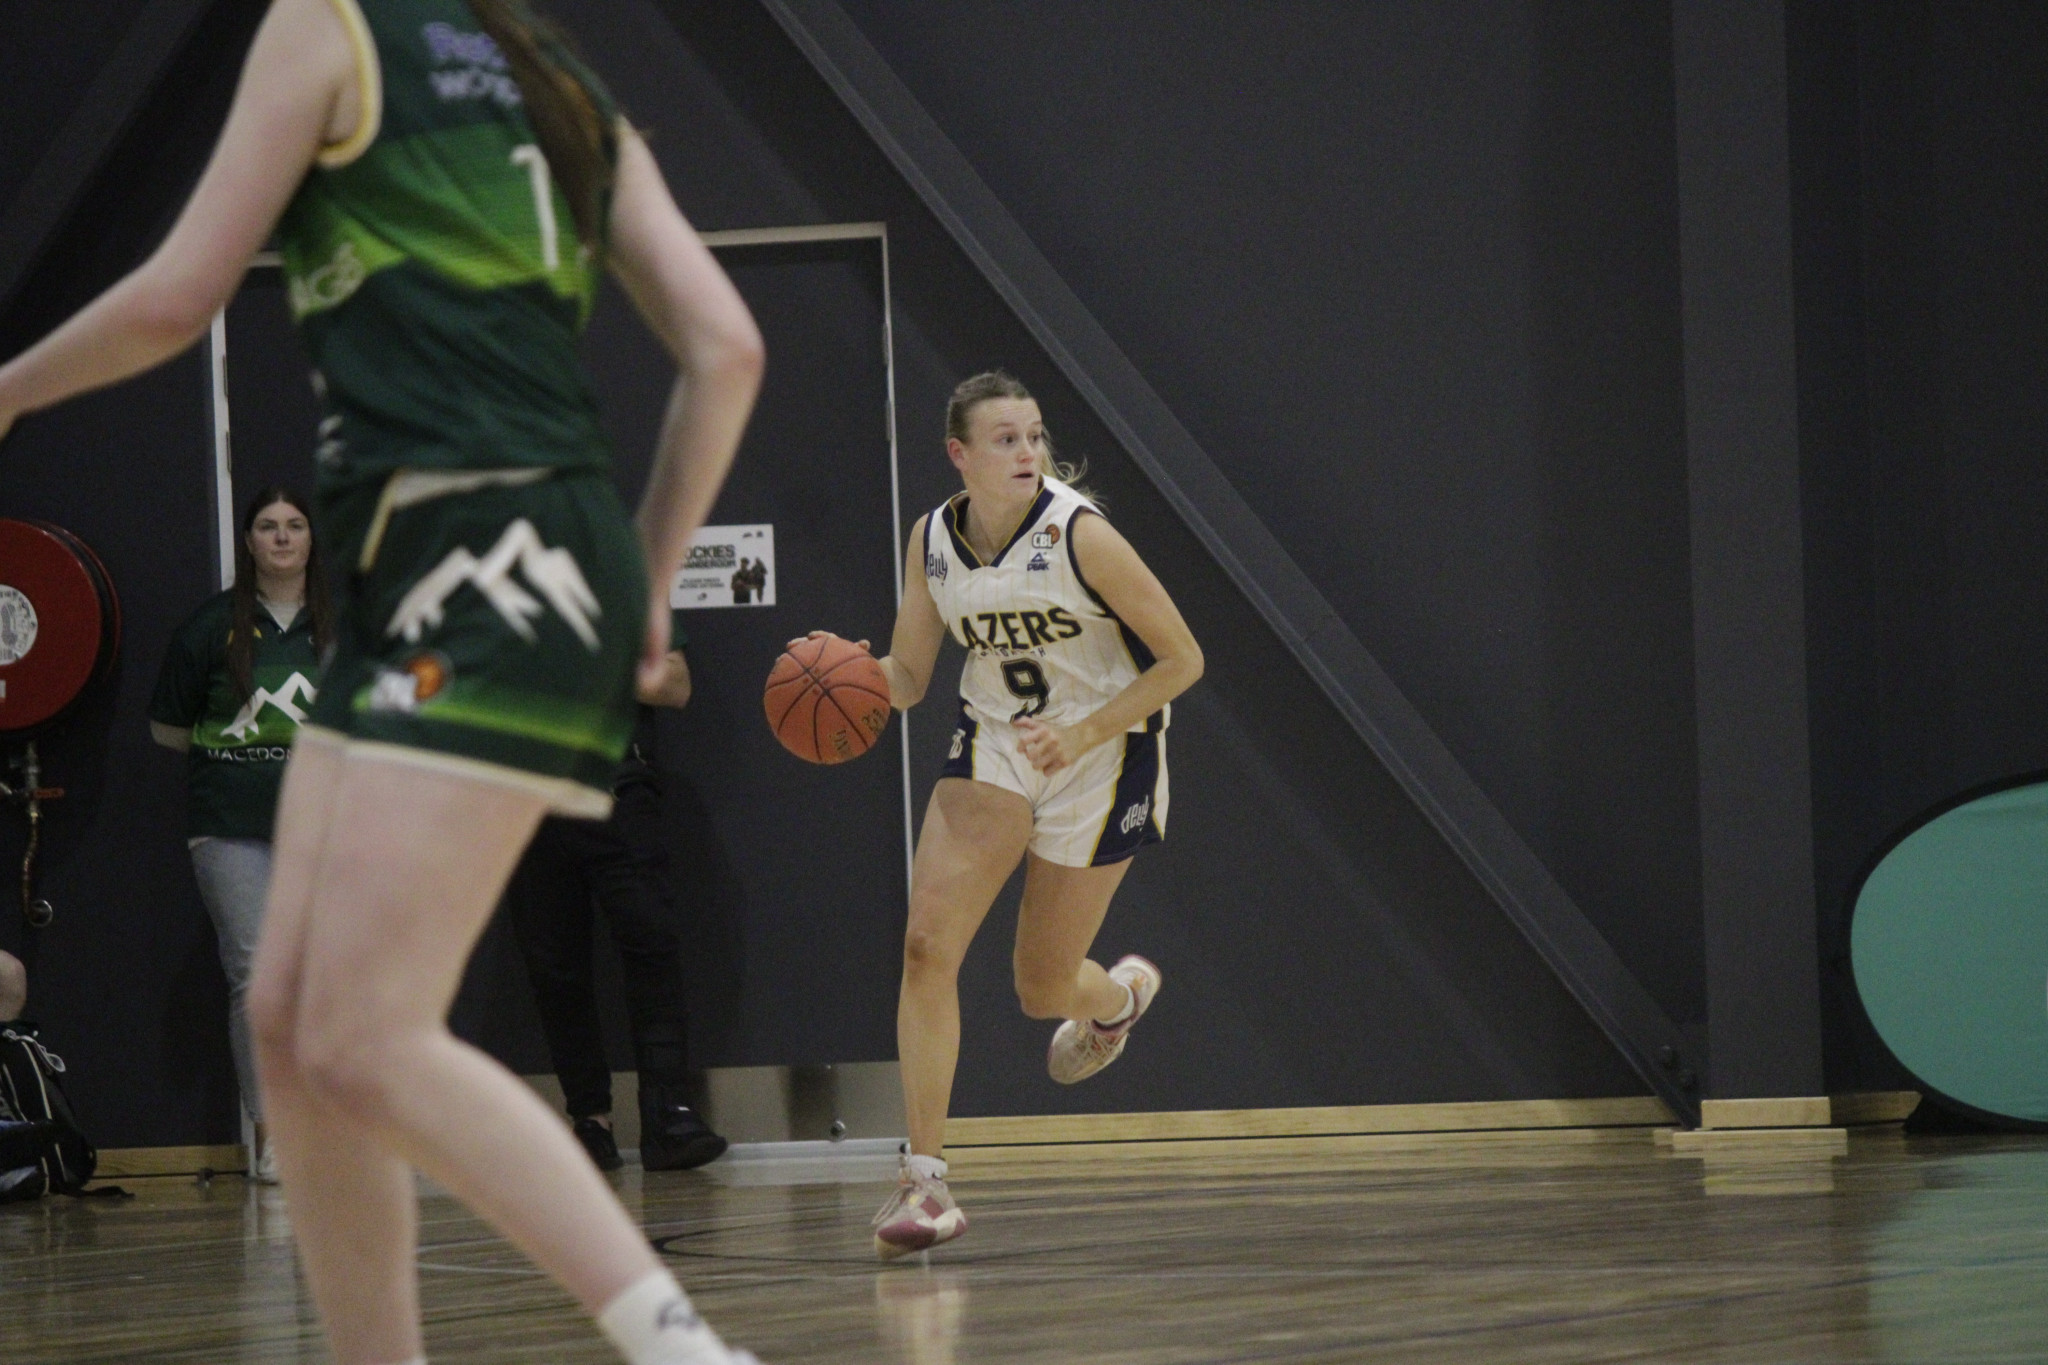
[276,0,619,480]
[149,592,323,839]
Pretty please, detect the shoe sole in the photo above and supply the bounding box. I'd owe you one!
[873,1208,967,1260]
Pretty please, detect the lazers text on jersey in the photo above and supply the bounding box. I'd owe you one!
[957,608,1083,655]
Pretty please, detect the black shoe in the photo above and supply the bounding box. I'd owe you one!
[0,1163,45,1204]
[572,1117,624,1172]
[640,1102,728,1171]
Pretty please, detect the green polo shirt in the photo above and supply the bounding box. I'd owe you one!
[149,592,321,840]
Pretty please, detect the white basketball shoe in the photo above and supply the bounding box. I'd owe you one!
[1047,955,1161,1085]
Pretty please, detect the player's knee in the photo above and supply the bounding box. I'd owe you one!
[901,922,959,979]
[1012,965,1072,1020]
[293,1016,402,1119]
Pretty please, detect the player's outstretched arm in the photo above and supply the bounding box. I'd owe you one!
[609,125,765,689]
[0,0,354,443]
[1016,512,1202,773]
[877,515,947,711]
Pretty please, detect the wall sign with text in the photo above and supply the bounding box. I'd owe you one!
[670,524,776,609]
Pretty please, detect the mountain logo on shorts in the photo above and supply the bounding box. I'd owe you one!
[387,519,602,651]
[222,671,316,741]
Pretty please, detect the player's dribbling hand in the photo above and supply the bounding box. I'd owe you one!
[785,631,870,652]
[1015,717,1079,774]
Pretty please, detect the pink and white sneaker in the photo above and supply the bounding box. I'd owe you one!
[1047,955,1162,1085]
[872,1159,967,1260]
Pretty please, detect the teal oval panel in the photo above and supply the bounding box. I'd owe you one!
[1852,780,2048,1122]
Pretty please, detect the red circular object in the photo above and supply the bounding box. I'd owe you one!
[764,634,892,764]
[0,520,120,735]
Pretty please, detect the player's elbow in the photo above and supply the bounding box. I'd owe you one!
[686,310,765,390]
[128,265,225,351]
[149,720,192,753]
[1174,638,1204,690]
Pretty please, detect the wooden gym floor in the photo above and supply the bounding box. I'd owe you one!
[5,1126,2048,1363]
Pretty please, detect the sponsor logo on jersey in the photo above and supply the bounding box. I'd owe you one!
[1119,795,1152,836]
[200,745,293,764]
[221,671,317,741]
[925,552,948,583]
[387,520,601,650]
[948,728,966,761]
[1030,524,1061,550]
[288,241,368,318]
[423,23,522,108]
[365,651,453,715]
[1026,552,1050,571]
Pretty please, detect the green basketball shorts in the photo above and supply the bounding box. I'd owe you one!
[306,467,646,817]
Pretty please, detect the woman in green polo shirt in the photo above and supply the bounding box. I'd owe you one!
[150,486,330,1183]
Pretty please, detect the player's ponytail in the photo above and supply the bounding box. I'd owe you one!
[469,0,617,260]
[945,370,1091,489]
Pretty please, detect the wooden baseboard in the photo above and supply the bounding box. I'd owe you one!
[83,1092,1923,1176]
[95,1145,246,1178]
[1699,1092,1920,1130]
[947,1124,1655,1175]
[944,1096,1675,1148]
[1830,1090,1921,1125]
[1670,1126,1849,1156]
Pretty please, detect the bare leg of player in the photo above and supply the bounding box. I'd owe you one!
[1011,854,1133,1025]
[897,779,1033,1157]
[249,734,748,1365]
[874,778,1031,1259]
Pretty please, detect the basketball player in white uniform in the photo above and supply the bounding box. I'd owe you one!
[800,371,1203,1258]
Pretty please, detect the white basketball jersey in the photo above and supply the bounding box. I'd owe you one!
[922,477,1167,734]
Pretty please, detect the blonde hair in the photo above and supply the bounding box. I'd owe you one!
[945,370,1087,485]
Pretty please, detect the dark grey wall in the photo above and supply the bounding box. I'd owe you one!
[1797,3,2048,1091]
[9,1,2048,1142]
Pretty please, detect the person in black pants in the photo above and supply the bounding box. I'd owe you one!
[504,645,727,1172]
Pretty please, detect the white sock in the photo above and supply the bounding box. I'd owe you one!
[905,1153,947,1181]
[1094,981,1137,1027]
[598,1269,729,1365]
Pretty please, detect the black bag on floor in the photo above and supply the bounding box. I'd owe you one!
[0,1023,97,1195]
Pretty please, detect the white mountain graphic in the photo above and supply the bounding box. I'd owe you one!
[223,672,316,741]
[387,518,601,651]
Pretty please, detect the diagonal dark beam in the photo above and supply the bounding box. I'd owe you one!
[0,0,218,317]
[759,0,1703,1125]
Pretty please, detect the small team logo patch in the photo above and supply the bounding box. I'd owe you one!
[926,552,949,583]
[1119,795,1152,836]
[1030,524,1061,550]
[1026,552,1050,572]
[366,651,452,714]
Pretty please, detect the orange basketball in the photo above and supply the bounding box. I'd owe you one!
[764,634,893,764]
